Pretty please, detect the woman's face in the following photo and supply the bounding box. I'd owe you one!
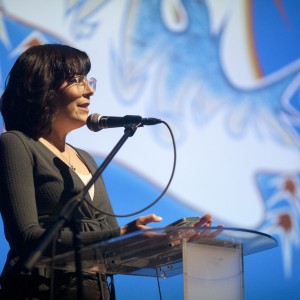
[52,75,95,133]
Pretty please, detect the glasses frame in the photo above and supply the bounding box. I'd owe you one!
[72,75,97,92]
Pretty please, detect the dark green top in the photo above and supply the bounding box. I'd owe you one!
[0,130,120,277]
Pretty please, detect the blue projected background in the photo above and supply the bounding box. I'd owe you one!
[1,1,300,299]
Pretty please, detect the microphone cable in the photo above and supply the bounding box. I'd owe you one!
[84,120,176,218]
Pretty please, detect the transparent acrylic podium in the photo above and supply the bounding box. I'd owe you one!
[37,227,277,300]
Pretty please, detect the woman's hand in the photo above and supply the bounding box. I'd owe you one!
[193,213,213,228]
[120,214,163,235]
[167,214,224,246]
[188,213,224,241]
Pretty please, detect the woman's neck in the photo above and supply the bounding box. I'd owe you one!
[40,132,67,152]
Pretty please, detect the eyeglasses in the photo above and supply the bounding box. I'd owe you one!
[71,75,97,92]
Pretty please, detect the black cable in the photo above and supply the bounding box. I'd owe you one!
[43,121,174,299]
[155,268,163,300]
[50,233,58,300]
[84,120,176,218]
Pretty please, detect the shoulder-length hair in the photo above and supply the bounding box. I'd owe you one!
[0,44,91,138]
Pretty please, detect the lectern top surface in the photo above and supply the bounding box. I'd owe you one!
[37,227,277,277]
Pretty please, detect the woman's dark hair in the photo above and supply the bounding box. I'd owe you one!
[0,44,91,137]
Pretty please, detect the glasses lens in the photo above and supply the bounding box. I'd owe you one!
[88,77,97,91]
[72,75,96,92]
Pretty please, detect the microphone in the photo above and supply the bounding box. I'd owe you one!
[86,113,162,132]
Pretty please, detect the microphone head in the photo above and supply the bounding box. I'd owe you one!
[86,113,102,132]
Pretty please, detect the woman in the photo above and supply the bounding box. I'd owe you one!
[0,44,215,299]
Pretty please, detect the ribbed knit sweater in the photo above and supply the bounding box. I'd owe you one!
[0,130,120,277]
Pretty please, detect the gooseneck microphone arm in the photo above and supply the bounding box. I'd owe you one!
[23,124,139,299]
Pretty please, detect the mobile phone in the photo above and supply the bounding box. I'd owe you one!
[166,217,200,227]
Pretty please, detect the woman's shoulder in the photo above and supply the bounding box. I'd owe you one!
[72,146,98,168]
[75,147,95,161]
[72,146,90,158]
[0,130,32,143]
[0,131,36,160]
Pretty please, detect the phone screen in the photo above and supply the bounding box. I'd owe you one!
[166,217,199,227]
